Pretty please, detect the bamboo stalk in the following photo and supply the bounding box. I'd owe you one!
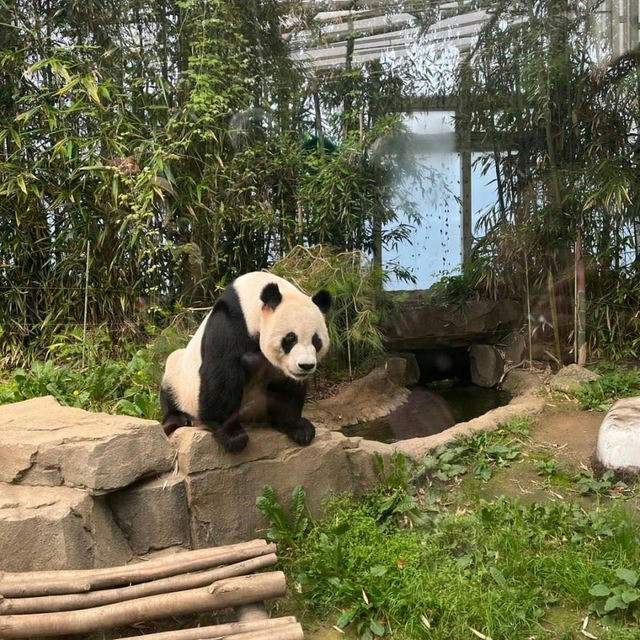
[117,616,299,640]
[0,554,277,614]
[0,542,274,598]
[0,572,287,638]
[547,268,562,364]
[202,624,303,640]
[0,540,268,584]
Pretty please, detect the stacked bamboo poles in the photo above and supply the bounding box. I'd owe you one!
[0,539,296,639]
[119,617,304,639]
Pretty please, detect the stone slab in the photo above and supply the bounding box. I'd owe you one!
[0,483,131,571]
[110,472,192,554]
[0,396,175,493]
[469,344,504,388]
[171,427,385,546]
[549,364,601,393]
[384,297,521,350]
[304,365,410,431]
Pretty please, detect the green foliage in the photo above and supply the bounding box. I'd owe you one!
[264,480,640,639]
[573,470,628,497]
[535,456,560,479]
[256,485,310,548]
[0,1,418,364]
[0,325,188,418]
[590,568,640,621]
[419,416,529,484]
[571,369,640,411]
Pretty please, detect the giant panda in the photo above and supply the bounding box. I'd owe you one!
[160,271,332,453]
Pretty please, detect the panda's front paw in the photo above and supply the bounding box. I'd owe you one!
[287,418,315,446]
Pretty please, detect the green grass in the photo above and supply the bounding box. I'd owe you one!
[569,367,640,411]
[258,417,640,640]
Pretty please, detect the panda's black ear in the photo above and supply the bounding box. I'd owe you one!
[260,283,282,310]
[312,289,332,314]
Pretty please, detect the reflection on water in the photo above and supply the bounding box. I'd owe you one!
[341,381,511,444]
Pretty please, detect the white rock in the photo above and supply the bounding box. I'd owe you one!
[596,397,640,472]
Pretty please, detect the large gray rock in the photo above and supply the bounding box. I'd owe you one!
[596,397,640,472]
[384,297,521,351]
[110,473,192,554]
[469,344,504,388]
[304,366,409,431]
[171,427,385,547]
[0,396,175,493]
[0,483,131,571]
[550,364,601,392]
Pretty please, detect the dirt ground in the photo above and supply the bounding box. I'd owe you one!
[531,406,606,469]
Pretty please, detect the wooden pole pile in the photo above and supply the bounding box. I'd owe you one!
[0,539,300,639]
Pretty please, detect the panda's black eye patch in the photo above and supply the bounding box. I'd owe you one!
[281,332,297,353]
[312,333,323,352]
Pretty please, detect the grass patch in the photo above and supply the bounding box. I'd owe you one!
[570,367,640,411]
[258,417,640,639]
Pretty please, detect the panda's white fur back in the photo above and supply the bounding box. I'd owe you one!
[161,312,210,417]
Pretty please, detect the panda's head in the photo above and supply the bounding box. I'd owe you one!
[259,282,332,382]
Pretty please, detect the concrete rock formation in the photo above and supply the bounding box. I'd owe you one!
[384,297,521,351]
[469,344,504,388]
[304,365,410,431]
[0,483,131,571]
[0,396,174,492]
[596,397,640,473]
[0,396,387,570]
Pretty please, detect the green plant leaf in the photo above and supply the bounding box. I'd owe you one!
[604,595,626,612]
[589,584,612,597]
[615,568,638,586]
[621,590,640,604]
[369,619,386,636]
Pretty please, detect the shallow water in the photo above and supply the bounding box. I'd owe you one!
[341,381,511,443]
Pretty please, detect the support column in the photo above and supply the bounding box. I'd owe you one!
[457,60,473,266]
[461,149,472,265]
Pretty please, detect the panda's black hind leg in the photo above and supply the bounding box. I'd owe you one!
[160,385,192,436]
[204,413,249,453]
[162,412,192,437]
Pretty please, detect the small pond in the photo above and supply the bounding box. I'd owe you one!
[341,379,511,443]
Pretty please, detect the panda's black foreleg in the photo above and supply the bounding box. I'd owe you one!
[266,379,315,446]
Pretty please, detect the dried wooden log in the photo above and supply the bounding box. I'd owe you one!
[0,553,278,614]
[0,572,287,638]
[199,624,303,640]
[0,539,267,584]
[0,542,275,598]
[115,616,299,640]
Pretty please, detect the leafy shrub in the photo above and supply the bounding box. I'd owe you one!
[271,245,390,378]
[0,325,189,419]
[590,568,640,621]
[571,368,640,411]
[418,416,530,484]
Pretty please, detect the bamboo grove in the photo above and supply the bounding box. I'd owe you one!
[1,0,640,363]
[0,0,415,355]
